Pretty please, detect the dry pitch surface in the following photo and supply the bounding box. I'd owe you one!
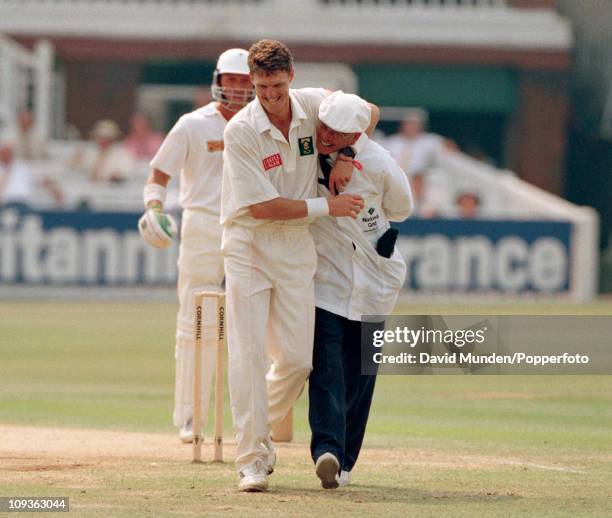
[2,424,610,518]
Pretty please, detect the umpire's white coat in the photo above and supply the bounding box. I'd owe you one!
[311,135,413,320]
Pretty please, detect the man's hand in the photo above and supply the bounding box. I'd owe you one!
[328,193,364,219]
[329,158,353,195]
[138,207,177,249]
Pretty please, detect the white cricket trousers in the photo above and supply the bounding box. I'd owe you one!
[174,209,225,429]
[223,223,317,471]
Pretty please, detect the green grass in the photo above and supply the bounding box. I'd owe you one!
[0,302,176,431]
[1,300,611,516]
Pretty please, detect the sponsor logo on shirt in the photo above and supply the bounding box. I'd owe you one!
[262,153,282,171]
[298,136,314,156]
[207,140,224,152]
[361,206,380,232]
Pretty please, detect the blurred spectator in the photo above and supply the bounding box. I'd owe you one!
[3,109,48,160]
[0,143,31,207]
[0,143,62,208]
[385,109,456,177]
[72,120,135,183]
[455,191,481,219]
[409,170,439,218]
[123,112,164,162]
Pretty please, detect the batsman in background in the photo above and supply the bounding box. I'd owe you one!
[138,49,254,443]
[221,39,376,492]
[309,92,413,489]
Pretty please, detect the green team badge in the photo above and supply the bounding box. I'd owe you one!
[298,136,314,156]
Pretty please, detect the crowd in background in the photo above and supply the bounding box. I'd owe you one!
[0,109,165,210]
[69,113,163,184]
[376,109,483,219]
[0,104,486,218]
[0,109,61,209]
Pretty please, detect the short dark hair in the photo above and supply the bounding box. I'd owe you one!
[248,39,293,75]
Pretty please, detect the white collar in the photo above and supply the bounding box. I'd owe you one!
[252,89,308,135]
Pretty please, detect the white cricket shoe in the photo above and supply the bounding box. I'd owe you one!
[338,470,351,487]
[315,452,340,489]
[179,418,193,444]
[262,437,276,475]
[238,460,269,492]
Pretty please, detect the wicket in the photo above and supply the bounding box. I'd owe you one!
[193,291,226,463]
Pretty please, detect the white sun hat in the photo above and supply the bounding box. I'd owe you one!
[318,91,371,134]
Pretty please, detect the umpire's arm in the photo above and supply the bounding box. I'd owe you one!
[381,152,414,222]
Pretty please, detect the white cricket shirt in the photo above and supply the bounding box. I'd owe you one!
[220,88,327,227]
[150,102,227,215]
[0,160,34,204]
[311,135,414,320]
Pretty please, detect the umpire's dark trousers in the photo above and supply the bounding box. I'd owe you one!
[308,307,382,472]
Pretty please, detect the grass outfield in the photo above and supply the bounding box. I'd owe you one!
[1,300,611,517]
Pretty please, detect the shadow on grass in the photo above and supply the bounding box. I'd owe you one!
[264,483,520,505]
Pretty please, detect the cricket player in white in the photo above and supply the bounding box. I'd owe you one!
[309,92,413,489]
[138,49,254,443]
[221,39,368,492]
